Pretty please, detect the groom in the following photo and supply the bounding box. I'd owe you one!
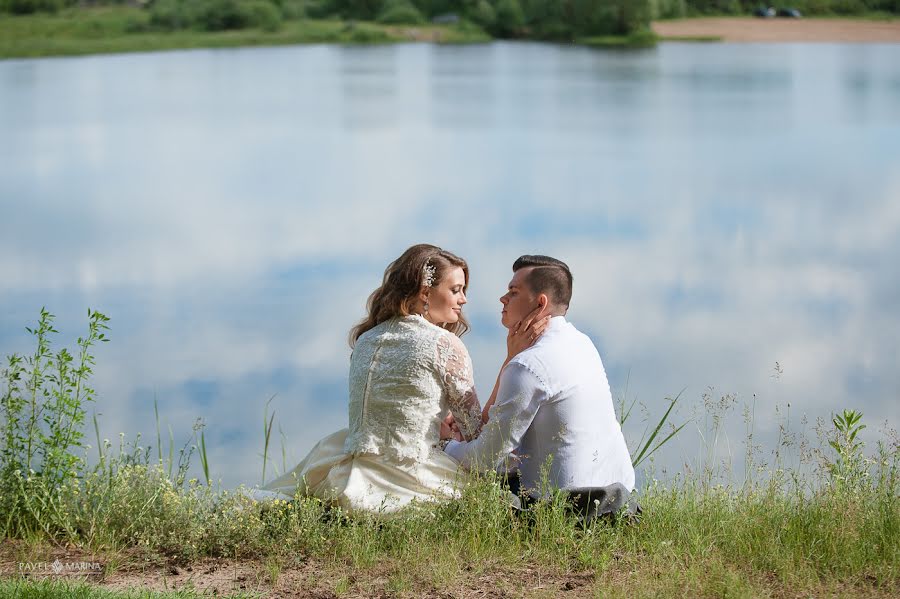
[444,255,636,516]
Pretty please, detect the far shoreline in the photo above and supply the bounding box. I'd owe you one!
[653,16,900,43]
[1,11,899,61]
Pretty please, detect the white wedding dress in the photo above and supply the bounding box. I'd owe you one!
[262,315,482,513]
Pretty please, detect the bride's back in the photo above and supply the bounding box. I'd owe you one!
[345,314,453,464]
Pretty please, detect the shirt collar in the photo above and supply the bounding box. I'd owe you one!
[549,314,567,325]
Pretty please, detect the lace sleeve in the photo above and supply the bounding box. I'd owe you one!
[436,333,482,441]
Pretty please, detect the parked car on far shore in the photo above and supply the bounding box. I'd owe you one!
[752,6,802,17]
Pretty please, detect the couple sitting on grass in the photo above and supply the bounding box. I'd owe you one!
[261,244,636,520]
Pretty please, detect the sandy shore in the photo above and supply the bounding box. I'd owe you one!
[653,17,900,42]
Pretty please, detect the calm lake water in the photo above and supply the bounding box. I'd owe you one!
[1,42,898,488]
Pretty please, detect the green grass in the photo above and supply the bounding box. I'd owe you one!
[3,471,897,596]
[2,426,896,596]
[578,29,659,48]
[0,7,489,59]
[658,35,723,42]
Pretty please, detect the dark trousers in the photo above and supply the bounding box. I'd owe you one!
[503,472,640,524]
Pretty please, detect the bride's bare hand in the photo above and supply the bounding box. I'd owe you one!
[507,307,551,359]
[440,413,463,442]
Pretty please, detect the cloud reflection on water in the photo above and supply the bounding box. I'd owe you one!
[1,42,898,489]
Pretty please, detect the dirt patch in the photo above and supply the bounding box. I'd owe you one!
[652,17,900,42]
[3,540,895,598]
[0,539,595,598]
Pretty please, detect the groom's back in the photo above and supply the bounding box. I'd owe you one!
[512,318,635,494]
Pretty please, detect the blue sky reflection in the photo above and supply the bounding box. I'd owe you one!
[1,42,898,489]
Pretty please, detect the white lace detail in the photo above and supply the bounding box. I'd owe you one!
[436,333,481,441]
[344,315,482,465]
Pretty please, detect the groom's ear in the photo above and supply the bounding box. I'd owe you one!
[537,293,549,312]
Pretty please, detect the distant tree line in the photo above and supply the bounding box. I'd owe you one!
[2,0,897,33]
[1,0,67,14]
[0,0,656,36]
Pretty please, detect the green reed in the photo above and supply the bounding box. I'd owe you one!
[260,395,275,487]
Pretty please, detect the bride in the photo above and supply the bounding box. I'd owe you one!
[261,244,544,513]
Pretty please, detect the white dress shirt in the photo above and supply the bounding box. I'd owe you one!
[446,316,635,497]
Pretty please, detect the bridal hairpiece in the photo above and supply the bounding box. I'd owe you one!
[423,261,437,288]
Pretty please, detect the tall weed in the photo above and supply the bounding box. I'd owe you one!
[1,308,109,538]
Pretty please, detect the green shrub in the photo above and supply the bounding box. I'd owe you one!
[532,21,573,39]
[830,0,867,12]
[245,0,283,29]
[684,0,741,13]
[148,0,283,32]
[521,0,572,41]
[521,0,652,38]
[148,0,193,30]
[338,0,384,19]
[468,0,496,28]
[493,0,525,36]
[276,0,307,18]
[123,13,154,32]
[4,0,64,14]
[304,0,339,17]
[376,0,425,23]
[791,0,834,14]
[409,0,455,18]
[199,0,254,31]
[626,26,658,46]
[652,0,687,18]
[593,0,653,35]
[520,0,557,24]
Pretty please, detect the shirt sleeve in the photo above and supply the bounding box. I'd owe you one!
[444,361,546,471]
[436,333,482,441]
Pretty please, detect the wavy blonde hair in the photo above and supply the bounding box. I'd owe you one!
[349,244,470,347]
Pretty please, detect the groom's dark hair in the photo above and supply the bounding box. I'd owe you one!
[513,255,573,309]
